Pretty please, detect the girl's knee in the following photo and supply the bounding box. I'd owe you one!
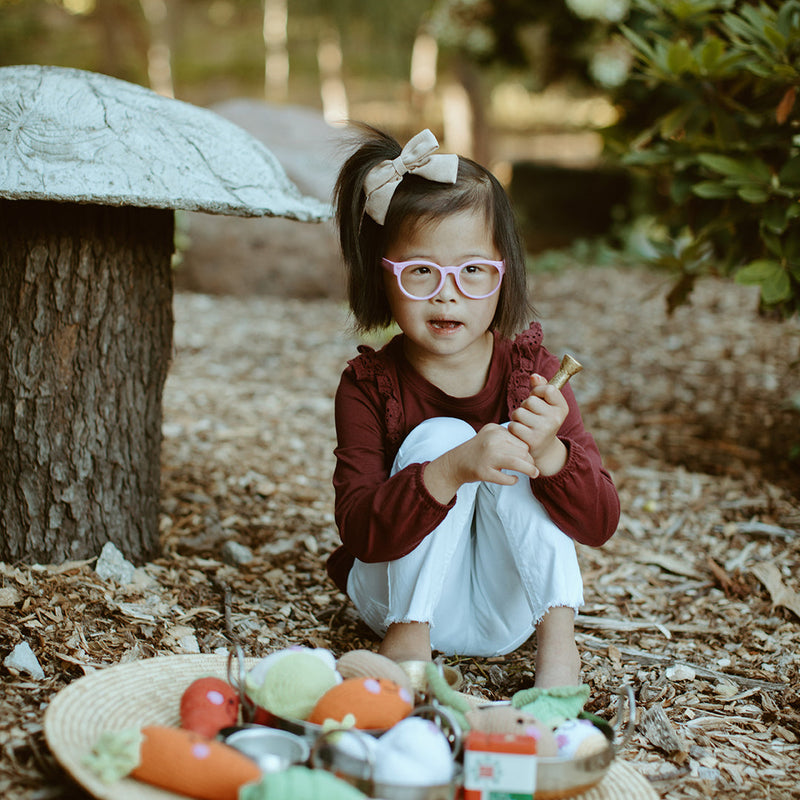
[393,417,475,471]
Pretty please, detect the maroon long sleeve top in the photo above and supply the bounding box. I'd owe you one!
[327,323,620,593]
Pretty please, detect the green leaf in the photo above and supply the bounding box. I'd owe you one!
[735,259,792,304]
[619,24,658,63]
[762,269,792,304]
[659,105,691,138]
[698,154,771,182]
[779,156,800,187]
[776,1,800,38]
[762,202,789,234]
[667,39,694,74]
[763,24,787,51]
[692,180,736,198]
[783,228,800,261]
[737,186,770,203]
[735,259,783,284]
[698,35,726,71]
[762,230,783,257]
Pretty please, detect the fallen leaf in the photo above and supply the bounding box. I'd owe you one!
[777,86,796,124]
[751,562,800,619]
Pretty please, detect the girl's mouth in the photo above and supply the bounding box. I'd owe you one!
[428,319,462,332]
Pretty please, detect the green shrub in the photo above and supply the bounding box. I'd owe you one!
[606,0,800,314]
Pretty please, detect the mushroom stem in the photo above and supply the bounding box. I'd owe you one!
[548,354,583,390]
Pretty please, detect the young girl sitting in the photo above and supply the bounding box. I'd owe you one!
[327,125,619,687]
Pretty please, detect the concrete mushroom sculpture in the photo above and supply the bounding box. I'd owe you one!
[0,65,331,564]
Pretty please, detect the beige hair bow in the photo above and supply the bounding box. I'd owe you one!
[363,129,459,225]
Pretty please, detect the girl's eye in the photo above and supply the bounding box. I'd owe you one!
[410,264,431,276]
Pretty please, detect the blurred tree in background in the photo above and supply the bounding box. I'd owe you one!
[604,0,800,316]
[0,0,613,146]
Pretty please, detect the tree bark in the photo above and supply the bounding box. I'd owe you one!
[0,200,174,564]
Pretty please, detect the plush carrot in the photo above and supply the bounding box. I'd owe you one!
[180,676,240,737]
[84,725,261,800]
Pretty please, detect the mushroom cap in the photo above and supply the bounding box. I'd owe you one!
[0,65,331,221]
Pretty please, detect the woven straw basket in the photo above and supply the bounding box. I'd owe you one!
[44,654,657,800]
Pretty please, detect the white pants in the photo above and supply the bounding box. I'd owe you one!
[347,417,584,657]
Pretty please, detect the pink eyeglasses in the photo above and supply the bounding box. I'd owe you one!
[382,257,505,300]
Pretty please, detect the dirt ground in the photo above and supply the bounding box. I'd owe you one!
[2,265,799,800]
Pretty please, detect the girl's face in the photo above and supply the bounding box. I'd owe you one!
[382,208,501,372]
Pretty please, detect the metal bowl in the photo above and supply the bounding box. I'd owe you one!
[223,726,309,773]
[533,685,635,799]
[310,706,463,800]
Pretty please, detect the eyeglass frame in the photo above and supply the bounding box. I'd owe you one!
[381,257,506,300]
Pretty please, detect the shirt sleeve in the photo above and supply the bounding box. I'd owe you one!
[332,367,455,565]
[529,382,620,547]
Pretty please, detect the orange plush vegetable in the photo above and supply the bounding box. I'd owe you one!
[308,677,413,730]
[180,677,240,737]
[131,726,261,800]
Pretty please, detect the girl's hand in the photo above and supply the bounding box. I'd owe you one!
[508,373,569,477]
[422,423,538,504]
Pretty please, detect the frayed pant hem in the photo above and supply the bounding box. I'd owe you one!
[532,602,582,628]
[385,616,432,627]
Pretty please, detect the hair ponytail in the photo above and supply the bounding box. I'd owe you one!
[334,125,401,331]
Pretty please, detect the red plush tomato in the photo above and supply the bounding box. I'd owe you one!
[180,677,240,738]
[308,677,413,730]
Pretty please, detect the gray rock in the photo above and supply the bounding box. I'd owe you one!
[0,65,330,221]
[209,100,348,200]
[4,641,45,680]
[221,540,255,566]
[177,101,350,298]
[95,541,136,584]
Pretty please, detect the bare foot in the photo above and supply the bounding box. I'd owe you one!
[378,621,432,663]
[534,606,581,688]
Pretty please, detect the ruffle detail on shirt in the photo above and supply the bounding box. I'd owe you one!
[349,344,405,450]
[507,322,544,416]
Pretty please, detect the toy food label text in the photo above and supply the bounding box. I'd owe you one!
[463,732,537,799]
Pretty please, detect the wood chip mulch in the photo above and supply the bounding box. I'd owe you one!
[2,266,799,800]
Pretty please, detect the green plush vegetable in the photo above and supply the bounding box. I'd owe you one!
[511,684,590,727]
[423,662,471,733]
[83,728,143,782]
[246,651,339,720]
[238,766,367,800]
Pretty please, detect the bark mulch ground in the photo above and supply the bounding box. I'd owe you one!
[2,265,799,799]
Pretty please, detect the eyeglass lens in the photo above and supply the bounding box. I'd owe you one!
[400,262,502,298]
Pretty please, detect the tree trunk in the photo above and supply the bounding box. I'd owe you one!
[0,200,174,565]
[263,0,289,102]
[139,0,175,98]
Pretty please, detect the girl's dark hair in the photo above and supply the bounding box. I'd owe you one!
[334,123,532,338]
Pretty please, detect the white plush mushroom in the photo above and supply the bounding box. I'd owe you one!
[0,65,331,564]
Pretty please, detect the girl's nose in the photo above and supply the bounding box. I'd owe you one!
[435,273,459,300]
